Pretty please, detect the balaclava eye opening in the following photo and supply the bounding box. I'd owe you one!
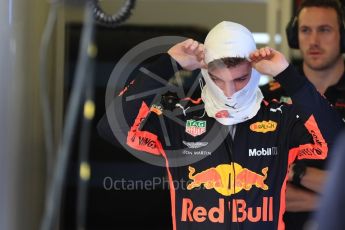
[201,21,263,125]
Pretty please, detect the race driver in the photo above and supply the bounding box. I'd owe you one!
[98,21,344,230]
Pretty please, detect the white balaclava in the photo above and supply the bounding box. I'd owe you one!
[201,21,263,125]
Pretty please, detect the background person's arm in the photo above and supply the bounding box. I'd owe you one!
[288,164,328,194]
[285,165,327,212]
[285,183,319,212]
[301,167,328,193]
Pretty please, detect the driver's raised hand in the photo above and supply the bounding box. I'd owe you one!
[168,39,207,71]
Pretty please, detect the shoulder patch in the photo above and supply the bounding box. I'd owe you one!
[150,104,163,115]
[269,82,281,91]
[279,96,292,104]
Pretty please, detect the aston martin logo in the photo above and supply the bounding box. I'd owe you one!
[183,141,208,149]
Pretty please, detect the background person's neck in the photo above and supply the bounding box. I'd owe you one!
[303,58,344,95]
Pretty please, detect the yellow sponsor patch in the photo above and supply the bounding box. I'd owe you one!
[269,81,281,91]
[150,104,163,115]
[250,120,277,133]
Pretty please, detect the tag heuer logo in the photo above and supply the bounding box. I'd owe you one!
[185,119,206,137]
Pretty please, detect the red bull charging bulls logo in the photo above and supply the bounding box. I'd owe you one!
[183,164,272,223]
[187,163,269,196]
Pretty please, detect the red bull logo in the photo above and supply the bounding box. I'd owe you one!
[235,167,268,191]
[187,163,269,196]
[181,197,273,223]
[187,166,223,190]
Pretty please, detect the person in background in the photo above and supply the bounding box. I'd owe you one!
[260,0,345,229]
[312,130,345,230]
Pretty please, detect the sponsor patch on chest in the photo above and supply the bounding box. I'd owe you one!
[250,120,277,133]
[185,119,207,137]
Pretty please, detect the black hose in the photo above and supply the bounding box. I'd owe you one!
[76,53,95,230]
[39,1,59,194]
[90,0,136,27]
[40,1,136,229]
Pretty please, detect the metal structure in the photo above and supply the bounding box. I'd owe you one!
[0,0,52,229]
[0,0,292,229]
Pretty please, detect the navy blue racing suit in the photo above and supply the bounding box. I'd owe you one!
[98,54,344,230]
[260,66,345,230]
